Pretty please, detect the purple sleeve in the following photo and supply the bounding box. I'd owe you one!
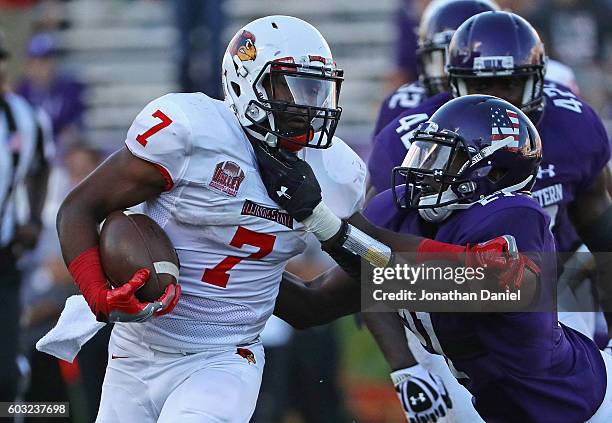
[362,189,399,228]
[373,94,395,137]
[368,128,401,194]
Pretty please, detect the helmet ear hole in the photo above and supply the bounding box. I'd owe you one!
[231,82,241,97]
[487,167,507,183]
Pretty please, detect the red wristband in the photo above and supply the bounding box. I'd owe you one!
[415,239,465,263]
[67,247,109,319]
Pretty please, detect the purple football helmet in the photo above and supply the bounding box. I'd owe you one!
[392,95,542,222]
[417,0,500,96]
[446,11,546,115]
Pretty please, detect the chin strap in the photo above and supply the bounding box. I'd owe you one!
[278,127,315,152]
[288,127,314,143]
[244,124,315,151]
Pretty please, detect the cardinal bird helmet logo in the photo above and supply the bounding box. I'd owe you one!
[229,30,257,62]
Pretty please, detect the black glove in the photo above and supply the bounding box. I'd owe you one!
[252,141,322,221]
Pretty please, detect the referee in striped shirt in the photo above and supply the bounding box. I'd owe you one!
[0,31,53,402]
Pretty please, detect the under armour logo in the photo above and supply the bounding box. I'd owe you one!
[276,186,291,199]
[537,164,555,179]
[409,393,427,405]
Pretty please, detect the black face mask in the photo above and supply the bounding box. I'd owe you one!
[247,61,343,150]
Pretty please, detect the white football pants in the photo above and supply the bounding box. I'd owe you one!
[96,324,264,423]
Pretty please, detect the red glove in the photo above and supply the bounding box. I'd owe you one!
[465,235,517,269]
[498,251,540,291]
[68,247,181,322]
[105,269,182,322]
[154,283,181,317]
[466,235,540,290]
[417,235,540,291]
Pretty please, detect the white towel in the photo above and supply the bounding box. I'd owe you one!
[36,295,106,362]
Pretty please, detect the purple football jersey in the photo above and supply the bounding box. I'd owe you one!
[373,81,428,137]
[363,190,607,422]
[531,82,611,252]
[368,82,611,253]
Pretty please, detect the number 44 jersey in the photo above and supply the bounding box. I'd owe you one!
[123,92,366,351]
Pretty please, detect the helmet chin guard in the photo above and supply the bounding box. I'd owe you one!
[418,194,455,223]
[416,189,476,222]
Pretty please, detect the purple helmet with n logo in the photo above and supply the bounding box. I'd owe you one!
[392,95,542,222]
[417,0,500,96]
[446,11,546,115]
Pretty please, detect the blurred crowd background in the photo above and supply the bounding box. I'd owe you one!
[0,0,610,422]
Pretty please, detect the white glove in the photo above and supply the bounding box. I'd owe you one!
[604,339,612,356]
[391,364,453,423]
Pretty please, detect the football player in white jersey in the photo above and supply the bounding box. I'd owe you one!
[56,15,368,423]
[56,15,524,423]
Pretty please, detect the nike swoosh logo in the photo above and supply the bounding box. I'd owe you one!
[111,355,129,359]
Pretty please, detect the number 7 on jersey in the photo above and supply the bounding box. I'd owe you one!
[202,226,276,288]
[136,110,173,146]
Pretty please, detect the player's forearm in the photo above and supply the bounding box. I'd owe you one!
[592,252,612,325]
[589,260,612,335]
[274,272,318,329]
[274,267,360,329]
[320,211,478,283]
[56,189,104,265]
[569,168,612,328]
[347,212,424,252]
[58,149,167,265]
[589,241,612,334]
[573,203,612,327]
[321,210,490,269]
[363,312,416,371]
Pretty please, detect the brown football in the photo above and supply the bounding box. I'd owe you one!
[99,210,179,302]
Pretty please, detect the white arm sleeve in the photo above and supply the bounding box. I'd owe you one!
[124,94,192,187]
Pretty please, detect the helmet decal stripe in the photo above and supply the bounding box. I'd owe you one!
[491,107,520,147]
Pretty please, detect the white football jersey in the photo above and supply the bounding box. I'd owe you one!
[122,93,365,351]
